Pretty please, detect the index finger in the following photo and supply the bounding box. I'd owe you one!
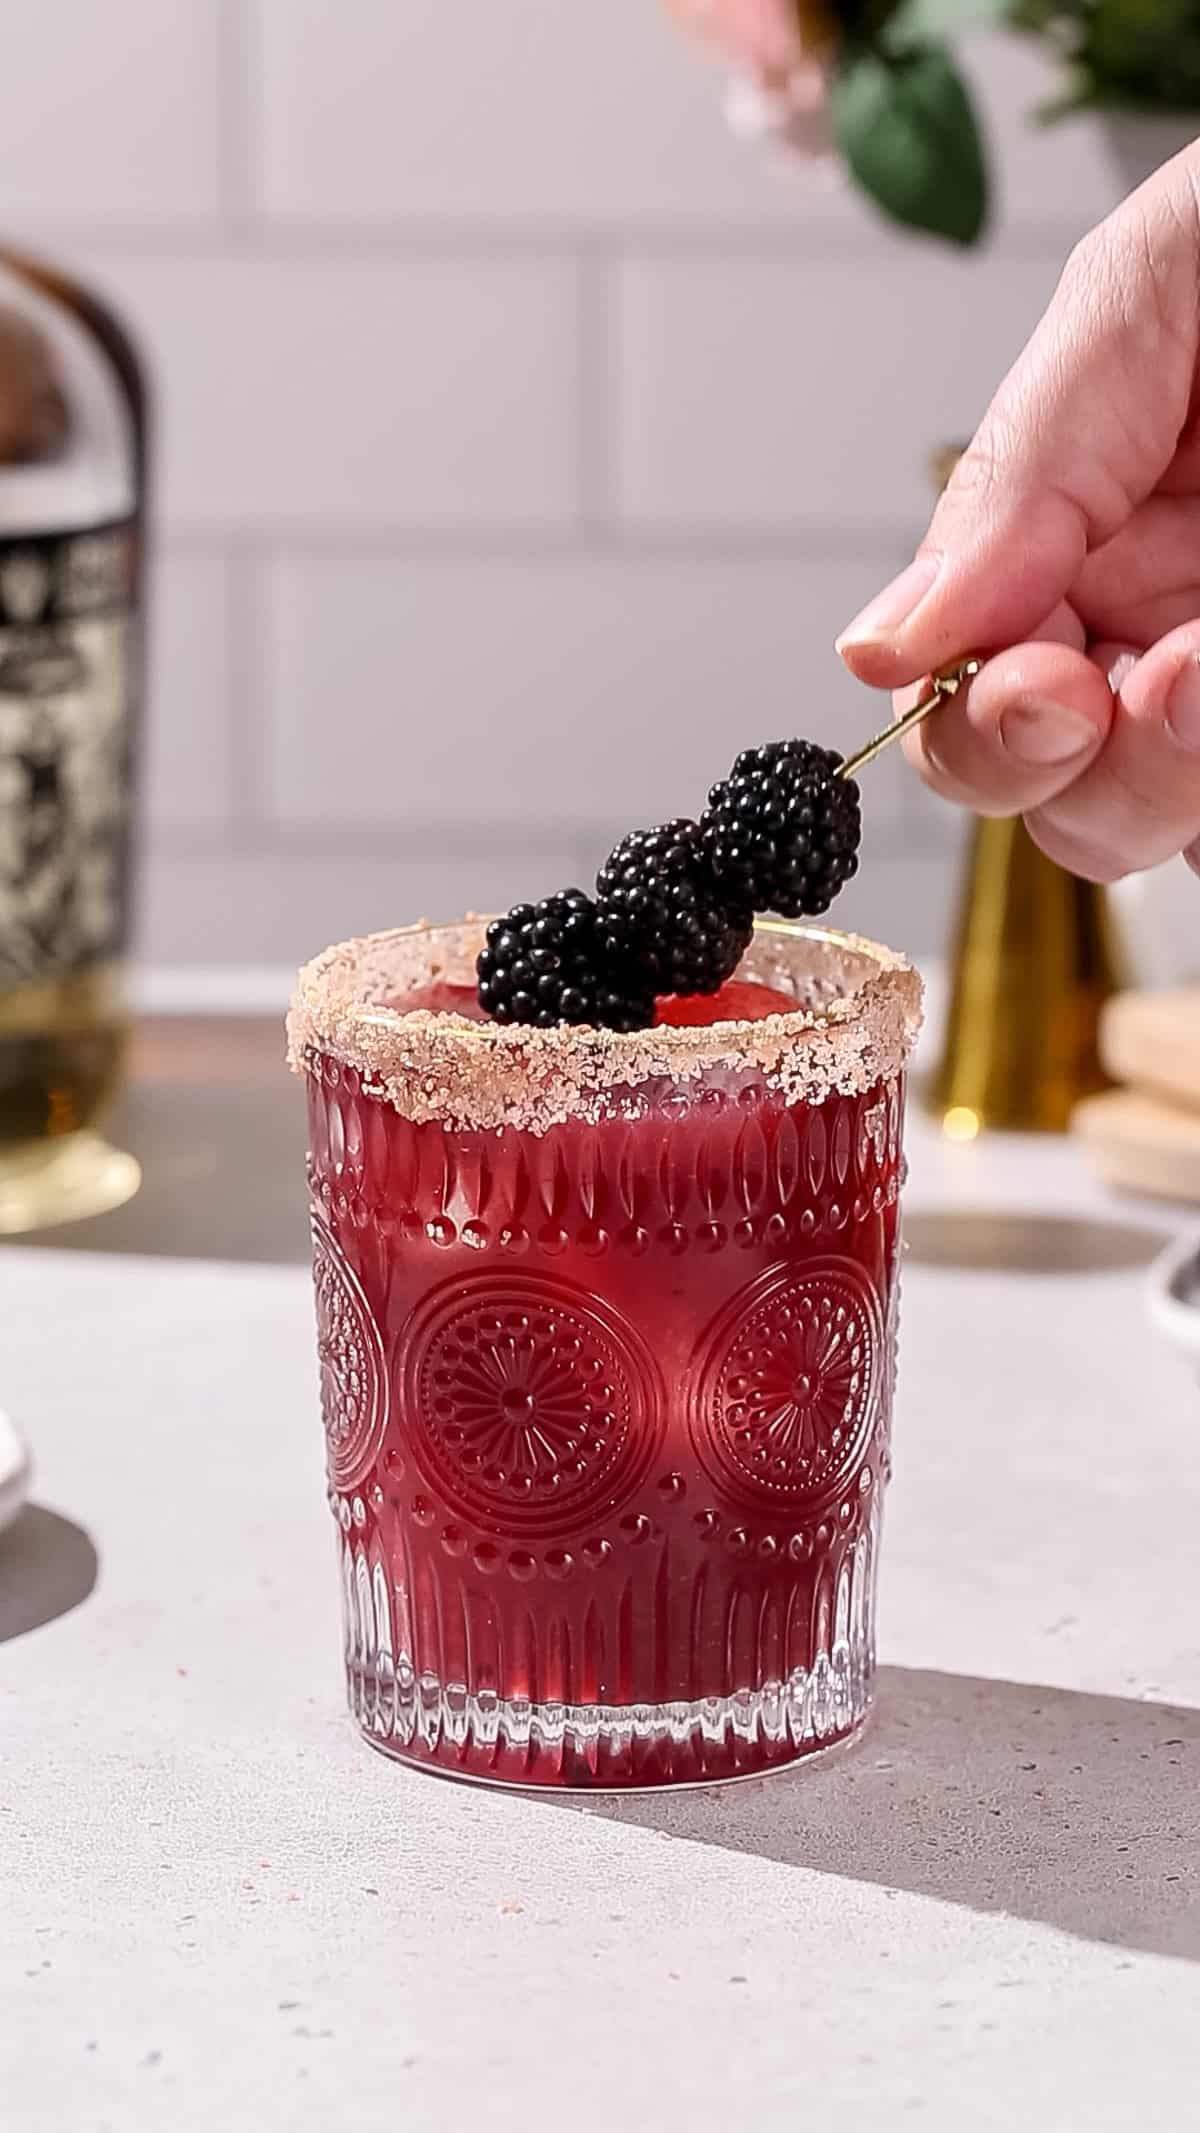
[836,188,1199,689]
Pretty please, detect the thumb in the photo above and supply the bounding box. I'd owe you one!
[835,165,1200,689]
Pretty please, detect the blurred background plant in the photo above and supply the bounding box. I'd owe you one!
[673,0,1200,243]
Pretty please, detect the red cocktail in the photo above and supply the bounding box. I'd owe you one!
[290,918,920,1789]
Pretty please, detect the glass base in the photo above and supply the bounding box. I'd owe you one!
[0,1130,141,1236]
[348,1659,872,1792]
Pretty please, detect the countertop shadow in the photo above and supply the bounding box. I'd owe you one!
[0,1504,98,1643]
[903,1210,1169,1276]
[577,1667,1200,1961]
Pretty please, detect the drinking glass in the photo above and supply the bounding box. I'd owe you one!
[290,917,920,1790]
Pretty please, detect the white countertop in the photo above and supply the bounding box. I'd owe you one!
[3,1103,1199,2132]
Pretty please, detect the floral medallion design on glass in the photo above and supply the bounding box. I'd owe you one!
[404,1272,661,1536]
[311,1211,389,1490]
[693,1257,882,1512]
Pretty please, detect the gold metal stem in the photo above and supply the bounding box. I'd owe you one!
[840,657,981,782]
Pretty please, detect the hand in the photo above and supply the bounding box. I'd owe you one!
[835,144,1200,883]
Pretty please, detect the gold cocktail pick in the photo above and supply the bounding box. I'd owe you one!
[839,657,981,782]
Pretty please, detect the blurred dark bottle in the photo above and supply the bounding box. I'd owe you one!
[0,245,147,1232]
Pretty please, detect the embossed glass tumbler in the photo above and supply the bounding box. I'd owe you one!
[289,919,921,1790]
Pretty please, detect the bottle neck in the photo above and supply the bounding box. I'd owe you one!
[0,248,142,535]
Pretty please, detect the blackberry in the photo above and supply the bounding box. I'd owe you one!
[596,818,753,997]
[701,741,861,919]
[476,889,655,1032]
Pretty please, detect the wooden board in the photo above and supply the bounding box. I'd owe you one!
[1099,988,1200,1116]
[1074,1087,1200,1203]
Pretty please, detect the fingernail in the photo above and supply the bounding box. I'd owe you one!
[1001,697,1097,765]
[1167,655,1200,748]
[836,555,940,652]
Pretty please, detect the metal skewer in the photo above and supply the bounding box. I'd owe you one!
[839,657,981,782]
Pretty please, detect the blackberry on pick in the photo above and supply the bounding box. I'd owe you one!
[476,889,655,1031]
[701,740,862,920]
[596,818,752,997]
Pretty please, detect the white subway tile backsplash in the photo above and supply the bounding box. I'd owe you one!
[95,254,578,532]
[256,8,1130,240]
[3,7,1148,981]
[139,847,596,969]
[139,846,953,968]
[254,0,843,229]
[262,552,910,841]
[0,0,222,224]
[144,552,234,833]
[615,249,1066,532]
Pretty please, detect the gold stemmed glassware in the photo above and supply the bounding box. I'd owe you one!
[840,642,1125,1136]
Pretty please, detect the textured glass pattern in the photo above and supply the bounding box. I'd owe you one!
[341,1494,881,1788]
[306,1053,905,1789]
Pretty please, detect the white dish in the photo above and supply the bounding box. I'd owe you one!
[0,1407,32,1535]
[1147,1230,1200,1363]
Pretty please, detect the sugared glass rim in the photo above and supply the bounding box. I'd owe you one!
[287,916,922,1134]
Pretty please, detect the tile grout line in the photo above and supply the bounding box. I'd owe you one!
[157,525,919,564]
[2,218,1081,264]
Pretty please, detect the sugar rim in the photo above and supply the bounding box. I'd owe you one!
[287,916,923,1133]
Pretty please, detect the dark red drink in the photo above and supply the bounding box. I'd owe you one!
[292,919,919,1788]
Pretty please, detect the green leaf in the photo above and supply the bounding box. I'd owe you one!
[831,0,909,42]
[1004,0,1067,29]
[1081,0,1200,107]
[886,0,1010,39]
[831,44,990,245]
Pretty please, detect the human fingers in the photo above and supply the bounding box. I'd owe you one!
[901,635,1112,818]
[836,167,1200,688]
[1026,620,1200,879]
